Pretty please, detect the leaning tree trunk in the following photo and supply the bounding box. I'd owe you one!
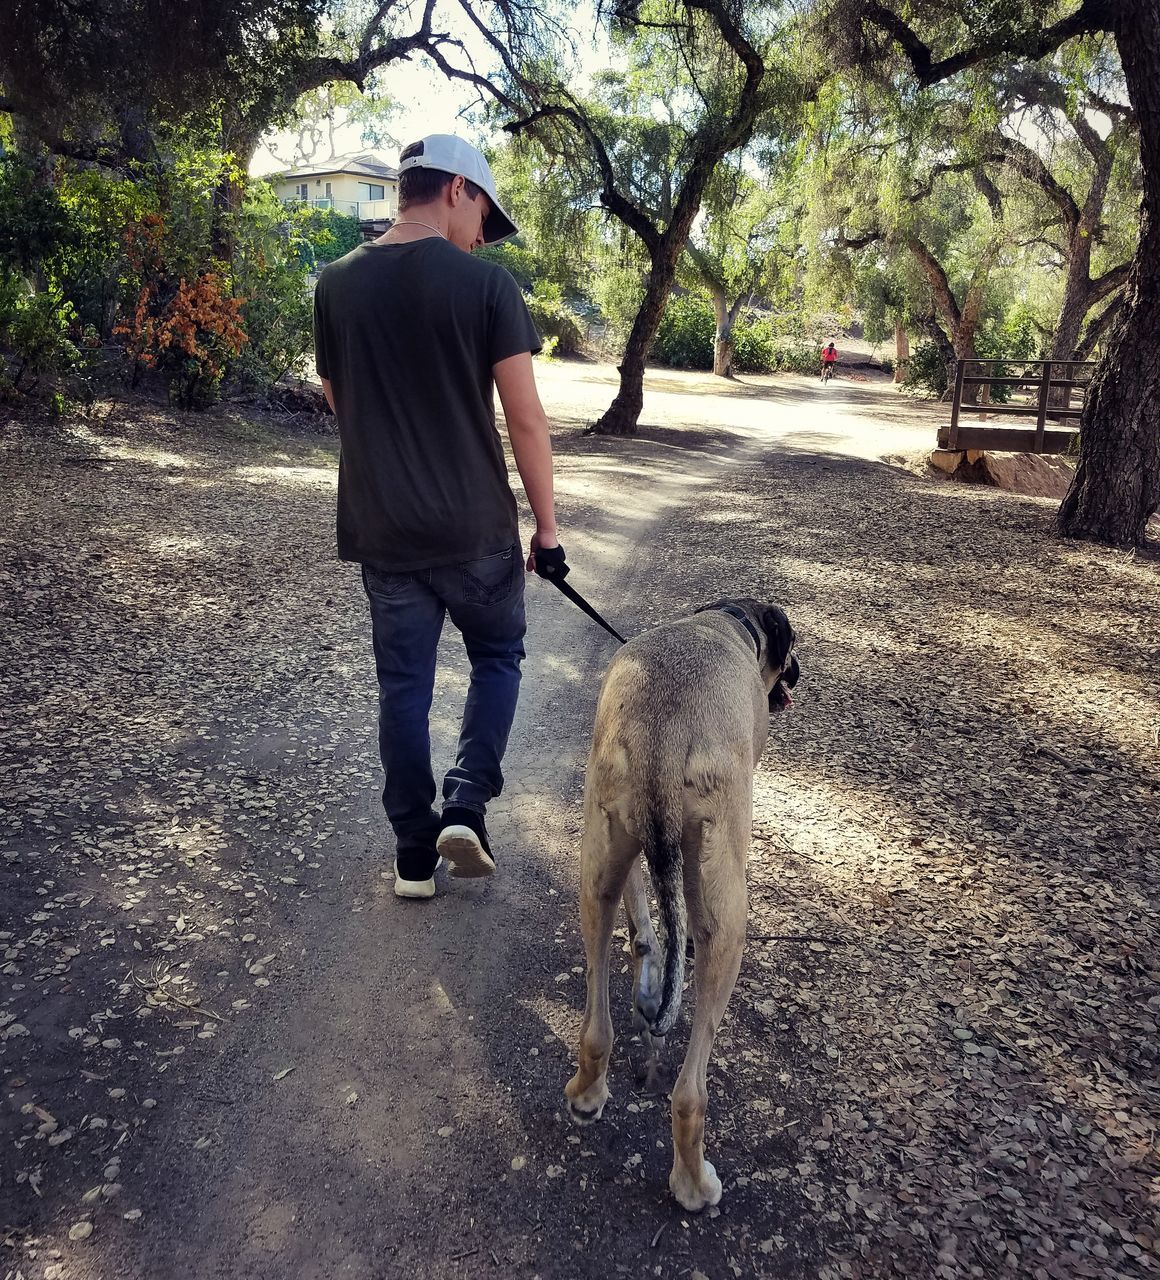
[591,252,675,435]
[1047,237,1098,408]
[1058,0,1160,548]
[1049,252,1095,366]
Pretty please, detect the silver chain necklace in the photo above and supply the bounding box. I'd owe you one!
[391,219,446,239]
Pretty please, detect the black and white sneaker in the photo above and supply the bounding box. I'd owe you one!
[393,847,443,900]
[436,807,496,879]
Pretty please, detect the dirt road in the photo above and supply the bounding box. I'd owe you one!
[2,365,1156,1280]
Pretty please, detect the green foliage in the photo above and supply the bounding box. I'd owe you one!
[772,341,823,375]
[902,343,949,397]
[974,304,1042,401]
[294,205,362,267]
[732,314,775,373]
[591,256,648,350]
[0,143,321,409]
[485,143,596,295]
[55,166,152,334]
[0,158,72,277]
[525,281,585,357]
[652,293,715,369]
[232,186,316,387]
[0,286,81,390]
[475,240,539,292]
[651,293,816,375]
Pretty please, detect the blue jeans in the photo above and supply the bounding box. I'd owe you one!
[361,545,526,851]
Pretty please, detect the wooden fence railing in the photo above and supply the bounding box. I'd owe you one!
[941,358,1096,454]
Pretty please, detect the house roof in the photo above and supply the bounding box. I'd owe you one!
[274,151,398,182]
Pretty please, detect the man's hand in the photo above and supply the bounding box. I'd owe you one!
[528,528,561,574]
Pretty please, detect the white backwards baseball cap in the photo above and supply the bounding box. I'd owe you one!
[397,134,518,244]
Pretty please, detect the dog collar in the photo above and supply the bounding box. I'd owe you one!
[708,604,762,660]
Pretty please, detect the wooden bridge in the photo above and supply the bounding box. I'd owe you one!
[939,358,1096,454]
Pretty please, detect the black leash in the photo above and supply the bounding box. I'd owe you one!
[532,550,797,711]
[533,545,627,645]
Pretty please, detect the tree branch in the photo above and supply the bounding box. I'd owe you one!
[1073,290,1127,359]
[993,134,1081,232]
[907,235,962,332]
[686,241,727,294]
[906,158,978,204]
[973,167,1004,222]
[1089,259,1131,304]
[860,0,1113,87]
[837,228,884,250]
[505,104,663,255]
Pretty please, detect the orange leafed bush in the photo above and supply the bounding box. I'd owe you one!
[115,272,247,401]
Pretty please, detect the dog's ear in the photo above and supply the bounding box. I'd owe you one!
[761,607,795,671]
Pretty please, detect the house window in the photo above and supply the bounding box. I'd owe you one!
[296,183,308,200]
[358,182,385,201]
[324,181,333,198]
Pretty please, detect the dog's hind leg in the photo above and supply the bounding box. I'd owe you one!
[623,856,667,1089]
[623,857,663,1035]
[565,805,637,1126]
[668,812,748,1212]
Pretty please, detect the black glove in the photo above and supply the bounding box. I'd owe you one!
[533,543,569,580]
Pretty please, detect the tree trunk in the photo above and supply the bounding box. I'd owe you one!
[908,235,995,403]
[709,287,747,379]
[591,254,675,435]
[1050,233,1097,364]
[213,120,265,263]
[1058,0,1160,548]
[1056,281,1160,546]
[712,288,736,378]
[894,321,908,382]
[1046,232,1098,408]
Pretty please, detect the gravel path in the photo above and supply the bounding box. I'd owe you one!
[1,365,1156,1280]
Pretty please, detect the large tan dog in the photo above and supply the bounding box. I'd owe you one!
[564,598,798,1212]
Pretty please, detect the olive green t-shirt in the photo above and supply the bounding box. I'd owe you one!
[313,239,541,570]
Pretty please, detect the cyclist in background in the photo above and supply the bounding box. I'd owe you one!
[820,342,838,381]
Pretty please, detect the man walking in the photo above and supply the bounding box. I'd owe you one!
[313,134,559,899]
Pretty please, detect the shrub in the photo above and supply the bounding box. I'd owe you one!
[55,167,152,335]
[0,286,81,391]
[770,341,821,375]
[232,186,316,388]
[732,313,775,373]
[591,261,647,350]
[526,280,585,356]
[295,206,362,268]
[902,342,949,397]
[0,158,72,278]
[652,292,714,369]
[475,241,538,291]
[116,272,247,409]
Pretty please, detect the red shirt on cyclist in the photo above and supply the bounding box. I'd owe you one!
[821,343,838,364]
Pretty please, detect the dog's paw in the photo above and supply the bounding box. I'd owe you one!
[564,1072,609,1126]
[669,1160,723,1213]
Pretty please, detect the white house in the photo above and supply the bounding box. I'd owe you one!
[270,152,398,224]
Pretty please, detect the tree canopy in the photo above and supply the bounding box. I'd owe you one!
[0,0,1154,544]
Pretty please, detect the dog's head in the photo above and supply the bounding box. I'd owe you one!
[761,604,799,713]
[696,597,800,713]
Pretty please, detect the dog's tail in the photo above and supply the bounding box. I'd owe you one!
[642,800,686,1038]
